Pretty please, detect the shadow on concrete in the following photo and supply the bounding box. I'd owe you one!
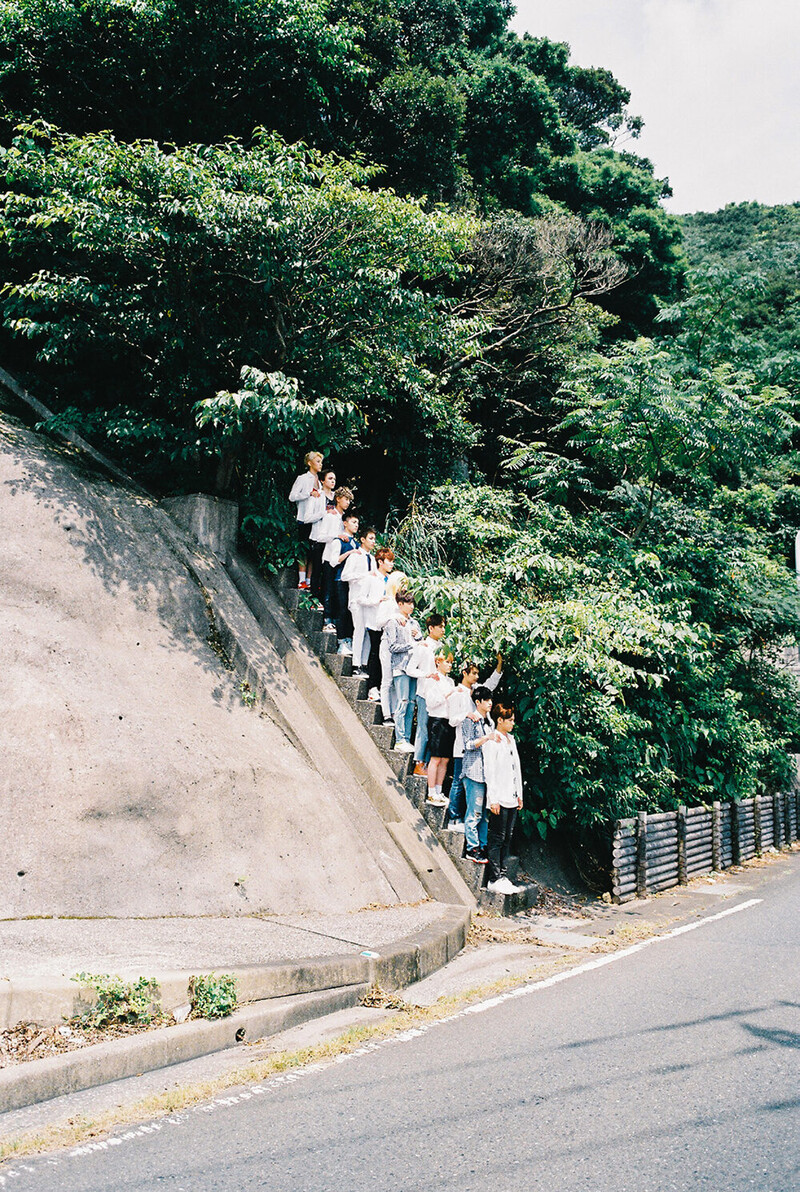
[0,407,237,702]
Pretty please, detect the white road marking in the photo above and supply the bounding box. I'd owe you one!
[0,897,763,1187]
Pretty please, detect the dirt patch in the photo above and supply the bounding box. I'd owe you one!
[526,885,593,919]
[0,1020,166,1069]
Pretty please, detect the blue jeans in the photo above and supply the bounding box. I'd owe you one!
[464,776,488,851]
[392,674,416,743]
[447,756,466,822]
[413,694,430,762]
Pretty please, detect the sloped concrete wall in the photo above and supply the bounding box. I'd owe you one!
[0,412,427,916]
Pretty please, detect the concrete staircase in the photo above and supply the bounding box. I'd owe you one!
[274,571,539,916]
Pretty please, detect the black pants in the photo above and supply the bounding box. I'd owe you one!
[366,629,383,691]
[309,540,325,598]
[321,562,336,622]
[487,806,517,882]
[333,577,353,639]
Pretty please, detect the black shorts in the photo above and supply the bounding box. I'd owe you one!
[297,521,313,543]
[428,717,456,759]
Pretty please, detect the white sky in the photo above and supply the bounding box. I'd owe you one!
[510,0,800,214]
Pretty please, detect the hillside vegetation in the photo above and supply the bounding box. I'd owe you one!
[0,0,798,856]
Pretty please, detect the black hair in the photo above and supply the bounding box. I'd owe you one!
[472,685,494,704]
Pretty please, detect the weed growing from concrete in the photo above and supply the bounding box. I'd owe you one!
[188,974,238,1019]
[70,974,162,1029]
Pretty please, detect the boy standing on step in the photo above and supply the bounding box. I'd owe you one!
[425,650,456,805]
[483,703,524,895]
[308,468,338,600]
[408,613,447,777]
[460,685,496,864]
[288,450,323,590]
[340,527,377,675]
[319,488,354,630]
[446,654,503,832]
[324,510,359,653]
[362,547,395,698]
[383,592,421,752]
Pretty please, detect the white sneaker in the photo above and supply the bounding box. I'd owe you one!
[487,877,517,895]
[426,793,448,806]
[367,687,380,701]
[337,642,353,656]
[323,621,337,633]
[393,740,414,753]
[447,821,465,834]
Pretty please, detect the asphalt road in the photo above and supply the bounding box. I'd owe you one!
[5,865,800,1192]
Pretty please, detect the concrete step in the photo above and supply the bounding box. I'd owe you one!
[419,800,447,834]
[404,774,428,809]
[283,588,301,611]
[324,653,352,678]
[338,675,369,703]
[439,825,467,861]
[369,723,395,751]
[386,751,414,781]
[355,699,381,727]
[296,606,324,635]
[274,567,296,592]
[311,630,337,656]
[453,854,488,897]
[479,879,539,916]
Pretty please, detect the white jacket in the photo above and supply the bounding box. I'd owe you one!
[483,733,523,809]
[288,472,323,524]
[361,572,389,630]
[340,549,375,609]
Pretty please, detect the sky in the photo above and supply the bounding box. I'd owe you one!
[510,0,800,215]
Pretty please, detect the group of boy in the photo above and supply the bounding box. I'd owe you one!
[289,450,525,896]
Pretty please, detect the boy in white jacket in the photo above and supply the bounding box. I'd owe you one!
[340,527,377,674]
[407,613,447,777]
[288,450,323,589]
[483,702,524,895]
[425,651,456,805]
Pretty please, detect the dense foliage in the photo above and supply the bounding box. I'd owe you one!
[0,2,798,855]
[0,0,684,326]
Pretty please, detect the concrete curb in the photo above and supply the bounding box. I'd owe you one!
[0,986,368,1115]
[0,907,471,1112]
[0,953,373,1032]
[1,906,471,1030]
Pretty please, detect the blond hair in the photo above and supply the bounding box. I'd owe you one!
[385,571,408,600]
[304,450,323,466]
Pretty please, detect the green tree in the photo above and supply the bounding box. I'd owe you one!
[0,124,482,511]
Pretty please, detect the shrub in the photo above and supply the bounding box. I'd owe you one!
[188,973,238,1019]
[70,972,161,1028]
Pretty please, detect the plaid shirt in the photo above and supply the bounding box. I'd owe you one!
[460,714,495,783]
